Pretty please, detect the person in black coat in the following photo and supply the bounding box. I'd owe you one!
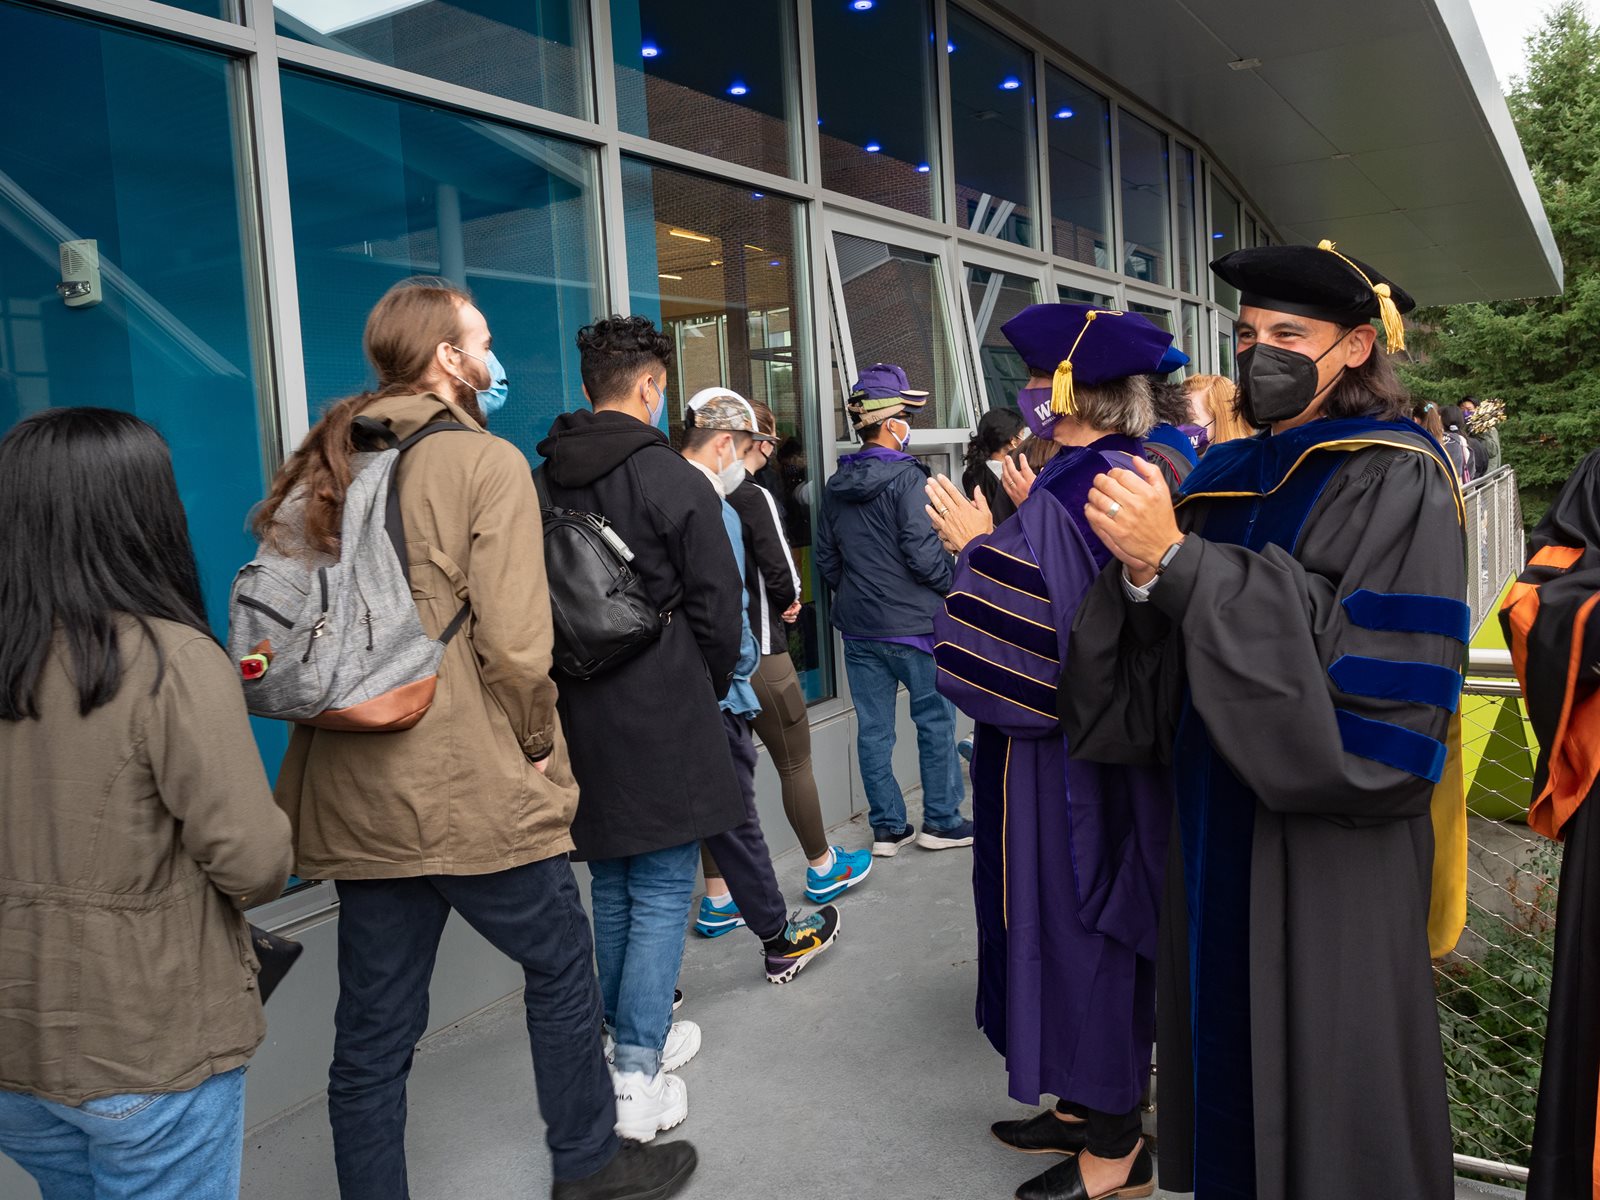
[961,407,1027,524]
[536,315,745,1142]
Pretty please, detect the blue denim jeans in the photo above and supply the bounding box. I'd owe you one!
[588,841,699,1077]
[0,1067,245,1200]
[844,638,966,833]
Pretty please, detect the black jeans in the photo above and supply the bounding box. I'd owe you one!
[1057,1099,1144,1158]
[702,710,789,941]
[328,856,618,1198]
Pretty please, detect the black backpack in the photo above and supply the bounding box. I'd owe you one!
[533,468,664,679]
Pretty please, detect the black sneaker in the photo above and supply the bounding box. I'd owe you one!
[672,988,683,1012]
[991,1108,1091,1155]
[551,1139,697,1200]
[871,823,917,858]
[763,905,841,984]
[917,818,975,850]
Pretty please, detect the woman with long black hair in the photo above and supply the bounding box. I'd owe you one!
[0,408,292,1198]
[962,407,1027,522]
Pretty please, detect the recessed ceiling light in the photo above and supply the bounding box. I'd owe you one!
[916,163,931,173]
[851,0,874,9]
[752,192,765,199]
[769,259,782,267]
[1211,232,1226,239]
[865,142,882,153]
[1054,107,1074,119]
[1000,77,1021,91]
[727,81,749,96]
[947,41,955,52]
[640,42,660,58]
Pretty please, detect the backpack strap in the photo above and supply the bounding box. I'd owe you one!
[532,464,557,514]
[384,421,473,584]
[388,419,474,636]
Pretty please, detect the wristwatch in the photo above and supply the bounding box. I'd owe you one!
[1154,537,1187,576]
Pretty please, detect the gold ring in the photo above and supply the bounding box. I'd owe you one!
[938,505,950,516]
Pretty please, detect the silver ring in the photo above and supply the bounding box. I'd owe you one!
[937,505,950,516]
[1107,501,1122,518]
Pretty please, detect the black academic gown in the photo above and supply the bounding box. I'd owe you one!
[1505,448,1600,1200]
[1063,416,1466,1200]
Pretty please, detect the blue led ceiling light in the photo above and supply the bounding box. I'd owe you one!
[752,192,765,199]
[728,81,749,96]
[1000,77,1021,91]
[947,41,956,52]
[641,42,660,58]
[770,259,782,267]
[1054,107,1074,119]
[916,163,931,173]
[851,0,874,9]
[865,141,882,153]
[1212,232,1226,239]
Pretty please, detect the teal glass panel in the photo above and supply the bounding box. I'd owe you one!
[611,0,799,178]
[274,0,591,119]
[0,4,285,769]
[279,71,604,467]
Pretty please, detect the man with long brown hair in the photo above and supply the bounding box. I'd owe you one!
[260,278,696,1200]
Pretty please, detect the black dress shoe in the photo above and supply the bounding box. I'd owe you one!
[1014,1142,1154,1200]
[990,1108,1092,1155]
[551,1139,698,1200]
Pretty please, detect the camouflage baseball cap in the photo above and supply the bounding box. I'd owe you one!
[685,388,778,441]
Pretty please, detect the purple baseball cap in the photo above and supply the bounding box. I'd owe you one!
[847,362,929,428]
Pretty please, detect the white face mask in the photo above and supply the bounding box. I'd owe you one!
[717,441,747,494]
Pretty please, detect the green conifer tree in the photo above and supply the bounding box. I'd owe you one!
[1400,2,1600,518]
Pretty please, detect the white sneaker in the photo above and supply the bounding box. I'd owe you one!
[612,1068,688,1142]
[662,1020,701,1071]
[603,1020,702,1073]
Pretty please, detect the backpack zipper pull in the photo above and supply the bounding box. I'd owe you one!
[302,615,327,663]
[362,609,374,651]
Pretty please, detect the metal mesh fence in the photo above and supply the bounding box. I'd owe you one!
[1437,470,1545,1188]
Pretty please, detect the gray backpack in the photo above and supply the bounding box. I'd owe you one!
[227,419,471,732]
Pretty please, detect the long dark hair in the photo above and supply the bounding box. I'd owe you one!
[963,407,1025,481]
[1323,338,1412,421]
[0,408,211,720]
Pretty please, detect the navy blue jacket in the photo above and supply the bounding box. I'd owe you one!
[816,446,953,638]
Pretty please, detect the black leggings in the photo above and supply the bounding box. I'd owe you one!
[704,652,826,880]
[1056,1099,1143,1158]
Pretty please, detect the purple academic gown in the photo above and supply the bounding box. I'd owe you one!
[935,436,1172,1113]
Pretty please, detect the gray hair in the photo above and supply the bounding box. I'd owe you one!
[1073,375,1157,438]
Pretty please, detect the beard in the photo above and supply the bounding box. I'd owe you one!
[448,373,488,427]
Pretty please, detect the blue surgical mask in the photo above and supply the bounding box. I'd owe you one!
[453,346,509,416]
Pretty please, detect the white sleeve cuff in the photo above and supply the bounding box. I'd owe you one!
[1122,567,1159,603]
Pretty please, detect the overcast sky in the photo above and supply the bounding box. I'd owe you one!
[1466,0,1600,88]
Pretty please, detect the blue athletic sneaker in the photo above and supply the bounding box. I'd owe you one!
[917,818,975,850]
[804,845,873,903]
[694,893,746,938]
[958,737,974,762]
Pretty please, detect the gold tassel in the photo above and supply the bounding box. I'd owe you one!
[1374,283,1406,354]
[1051,360,1075,415]
[1051,309,1101,415]
[1318,239,1405,354]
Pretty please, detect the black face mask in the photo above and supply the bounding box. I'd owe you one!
[1236,331,1352,427]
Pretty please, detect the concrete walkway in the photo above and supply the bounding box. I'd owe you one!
[238,812,1521,1200]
